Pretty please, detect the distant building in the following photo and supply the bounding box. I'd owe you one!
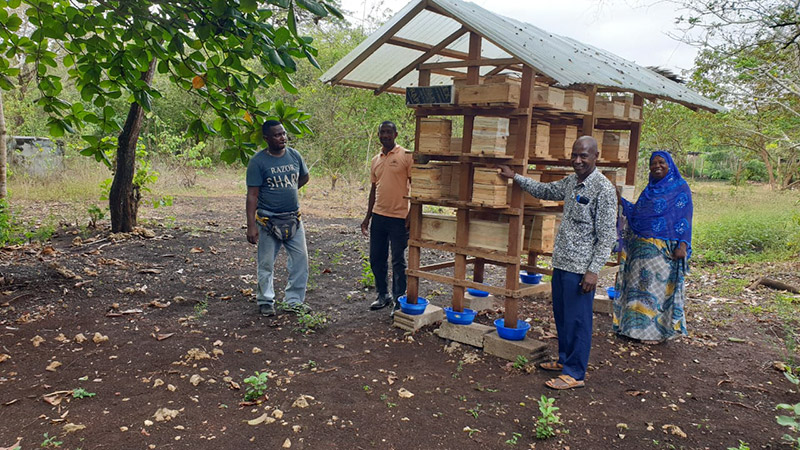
[7,136,65,176]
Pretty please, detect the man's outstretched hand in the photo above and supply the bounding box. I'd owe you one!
[497,165,516,179]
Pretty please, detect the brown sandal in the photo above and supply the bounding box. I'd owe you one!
[545,374,585,390]
[539,361,563,371]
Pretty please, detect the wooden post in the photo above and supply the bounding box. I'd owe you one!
[452,32,482,313]
[581,85,597,136]
[627,94,643,185]
[503,65,534,328]
[406,69,432,305]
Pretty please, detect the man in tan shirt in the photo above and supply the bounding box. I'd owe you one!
[361,121,413,314]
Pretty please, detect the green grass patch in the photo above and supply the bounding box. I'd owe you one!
[691,182,800,263]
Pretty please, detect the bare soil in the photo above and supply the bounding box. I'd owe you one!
[1,185,799,450]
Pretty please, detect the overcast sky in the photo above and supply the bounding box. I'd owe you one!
[338,0,699,75]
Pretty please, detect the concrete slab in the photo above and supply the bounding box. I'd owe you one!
[463,293,499,312]
[483,332,549,363]
[392,305,444,332]
[434,321,494,348]
[593,295,613,314]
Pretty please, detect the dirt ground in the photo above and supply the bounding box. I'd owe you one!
[1,183,799,450]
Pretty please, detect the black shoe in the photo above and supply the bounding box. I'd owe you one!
[370,295,393,310]
[259,304,276,317]
[389,299,401,317]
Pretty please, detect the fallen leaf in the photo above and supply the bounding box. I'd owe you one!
[282,438,291,448]
[662,424,687,438]
[397,388,414,398]
[92,332,109,344]
[153,379,164,388]
[54,333,69,343]
[190,247,204,253]
[46,361,62,372]
[272,409,284,419]
[63,423,86,433]
[0,438,22,450]
[247,413,269,426]
[252,347,262,354]
[149,300,171,308]
[74,333,87,343]
[0,354,10,363]
[213,340,223,347]
[153,407,179,422]
[292,395,314,409]
[156,333,175,341]
[83,267,97,276]
[387,375,398,385]
[185,348,211,360]
[139,268,163,274]
[31,335,45,347]
[43,390,72,406]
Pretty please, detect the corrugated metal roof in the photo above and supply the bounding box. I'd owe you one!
[320,0,723,112]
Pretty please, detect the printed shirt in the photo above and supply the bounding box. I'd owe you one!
[514,169,617,274]
[370,145,413,219]
[245,147,308,214]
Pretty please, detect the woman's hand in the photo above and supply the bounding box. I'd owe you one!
[672,242,687,260]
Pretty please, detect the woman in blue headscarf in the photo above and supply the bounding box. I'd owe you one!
[613,151,693,344]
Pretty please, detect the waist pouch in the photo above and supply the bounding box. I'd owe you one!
[256,211,301,241]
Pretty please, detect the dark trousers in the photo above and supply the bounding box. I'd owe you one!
[551,268,595,381]
[369,213,408,300]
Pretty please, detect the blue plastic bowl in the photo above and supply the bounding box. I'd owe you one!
[466,287,489,297]
[494,318,531,341]
[520,271,543,285]
[398,296,429,315]
[444,307,477,325]
[606,287,619,299]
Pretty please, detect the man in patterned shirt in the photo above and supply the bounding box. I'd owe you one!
[498,135,617,390]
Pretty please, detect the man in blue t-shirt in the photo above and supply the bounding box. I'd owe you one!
[246,120,310,317]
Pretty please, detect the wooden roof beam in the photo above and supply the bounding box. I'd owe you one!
[376,26,468,95]
[329,0,429,84]
[336,80,406,95]
[419,57,521,70]
[387,37,469,60]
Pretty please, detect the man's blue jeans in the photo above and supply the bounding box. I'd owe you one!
[256,219,308,308]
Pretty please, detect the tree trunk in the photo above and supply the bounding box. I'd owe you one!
[109,59,156,232]
[0,89,7,201]
[758,146,776,190]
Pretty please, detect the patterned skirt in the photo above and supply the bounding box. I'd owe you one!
[612,233,688,342]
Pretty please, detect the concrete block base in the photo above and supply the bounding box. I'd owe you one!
[593,295,613,314]
[392,305,444,332]
[463,293,499,312]
[483,332,548,363]
[434,321,494,348]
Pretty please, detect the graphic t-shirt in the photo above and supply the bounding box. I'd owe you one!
[246,147,308,214]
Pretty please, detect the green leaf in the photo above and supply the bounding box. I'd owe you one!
[273,27,290,48]
[240,0,257,13]
[296,0,327,17]
[268,49,284,67]
[776,415,798,427]
[287,6,297,36]
[8,0,21,8]
[5,15,22,31]
[220,147,239,164]
[212,0,228,16]
[302,48,320,70]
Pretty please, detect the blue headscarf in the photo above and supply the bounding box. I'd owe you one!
[622,151,693,251]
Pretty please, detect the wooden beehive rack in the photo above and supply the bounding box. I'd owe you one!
[406,32,642,328]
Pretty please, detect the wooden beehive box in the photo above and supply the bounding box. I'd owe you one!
[471,167,510,207]
[506,119,550,158]
[563,90,589,113]
[471,116,510,156]
[523,213,557,253]
[594,97,626,119]
[523,171,559,207]
[420,214,543,253]
[628,104,642,120]
[418,118,452,154]
[532,86,565,109]
[449,137,463,154]
[612,95,642,120]
[592,129,605,160]
[457,79,520,106]
[410,164,444,199]
[602,131,630,162]
[548,124,578,159]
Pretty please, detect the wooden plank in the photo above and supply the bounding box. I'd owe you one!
[329,0,428,84]
[419,258,476,272]
[406,269,522,298]
[377,27,468,95]
[581,86,597,136]
[419,57,522,70]
[532,86,565,109]
[472,167,506,185]
[334,80,406,95]
[627,94,643,185]
[408,239,522,264]
[387,36,469,60]
[564,90,589,113]
[470,116,511,155]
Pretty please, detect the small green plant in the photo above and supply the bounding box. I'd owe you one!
[307,249,322,289]
[72,388,96,399]
[535,395,562,440]
[194,299,209,318]
[363,385,372,392]
[467,403,482,419]
[776,367,800,449]
[40,432,63,447]
[295,310,329,333]
[505,432,522,445]
[379,393,388,401]
[305,360,317,370]
[452,360,464,379]
[512,355,529,370]
[330,251,344,267]
[727,440,750,450]
[359,248,375,288]
[87,205,105,228]
[243,371,269,402]
[386,401,397,408]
